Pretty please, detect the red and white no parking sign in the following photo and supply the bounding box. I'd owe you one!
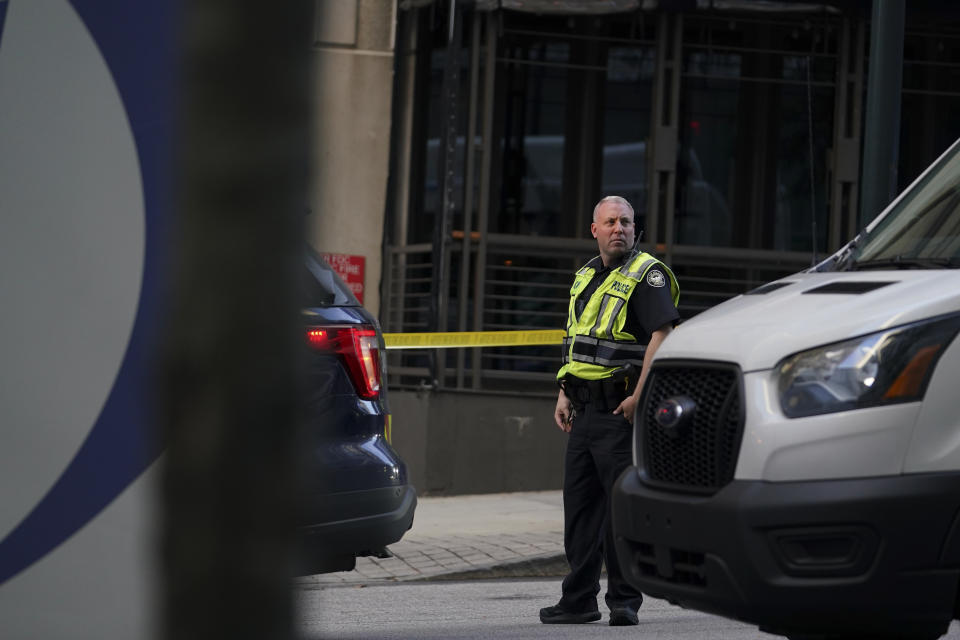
[320,253,366,304]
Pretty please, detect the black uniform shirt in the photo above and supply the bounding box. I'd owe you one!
[574,254,679,346]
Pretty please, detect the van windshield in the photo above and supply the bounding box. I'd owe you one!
[839,141,960,270]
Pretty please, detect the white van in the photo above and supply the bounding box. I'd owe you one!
[611,139,960,640]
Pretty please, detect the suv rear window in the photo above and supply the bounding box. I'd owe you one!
[303,252,358,307]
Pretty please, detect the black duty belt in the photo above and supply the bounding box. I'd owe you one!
[559,366,638,413]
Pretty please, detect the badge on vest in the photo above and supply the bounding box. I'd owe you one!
[646,270,666,287]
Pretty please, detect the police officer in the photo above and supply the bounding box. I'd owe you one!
[540,195,679,626]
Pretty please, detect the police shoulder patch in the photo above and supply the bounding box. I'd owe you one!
[646,269,666,288]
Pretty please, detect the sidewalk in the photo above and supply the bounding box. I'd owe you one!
[295,490,568,587]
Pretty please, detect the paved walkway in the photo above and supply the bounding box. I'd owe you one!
[295,490,568,587]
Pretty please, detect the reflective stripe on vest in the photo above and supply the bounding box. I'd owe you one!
[561,335,647,367]
[589,294,625,337]
[620,256,659,280]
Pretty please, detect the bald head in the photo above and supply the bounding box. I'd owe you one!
[591,196,636,266]
[592,195,634,223]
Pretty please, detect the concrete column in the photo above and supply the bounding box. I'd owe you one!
[308,0,396,316]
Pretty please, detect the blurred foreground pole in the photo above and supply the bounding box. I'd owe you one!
[859,0,905,227]
[160,1,311,639]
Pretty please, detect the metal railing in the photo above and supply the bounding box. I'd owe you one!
[382,235,811,394]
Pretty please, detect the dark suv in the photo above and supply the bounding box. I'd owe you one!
[298,249,416,574]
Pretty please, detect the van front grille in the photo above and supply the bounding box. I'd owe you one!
[638,361,744,494]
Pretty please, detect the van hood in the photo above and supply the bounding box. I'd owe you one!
[658,270,960,371]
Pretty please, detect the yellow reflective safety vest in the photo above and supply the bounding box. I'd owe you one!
[557,252,679,381]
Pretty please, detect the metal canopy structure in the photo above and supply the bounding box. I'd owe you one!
[402,0,853,14]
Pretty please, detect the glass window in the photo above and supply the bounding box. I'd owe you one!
[771,56,833,254]
[678,52,740,248]
[898,32,960,192]
[497,38,570,237]
[601,46,655,229]
[678,17,836,253]
[410,11,478,245]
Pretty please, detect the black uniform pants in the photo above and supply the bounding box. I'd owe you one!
[559,402,644,613]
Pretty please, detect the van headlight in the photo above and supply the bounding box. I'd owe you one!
[777,314,960,418]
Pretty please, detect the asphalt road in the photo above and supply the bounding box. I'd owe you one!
[297,577,960,640]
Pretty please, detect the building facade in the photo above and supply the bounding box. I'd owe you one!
[313,0,960,398]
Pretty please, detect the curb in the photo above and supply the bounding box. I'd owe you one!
[413,552,569,582]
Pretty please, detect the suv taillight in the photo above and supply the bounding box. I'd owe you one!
[306,325,381,399]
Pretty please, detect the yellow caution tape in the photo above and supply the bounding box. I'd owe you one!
[383,329,565,350]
